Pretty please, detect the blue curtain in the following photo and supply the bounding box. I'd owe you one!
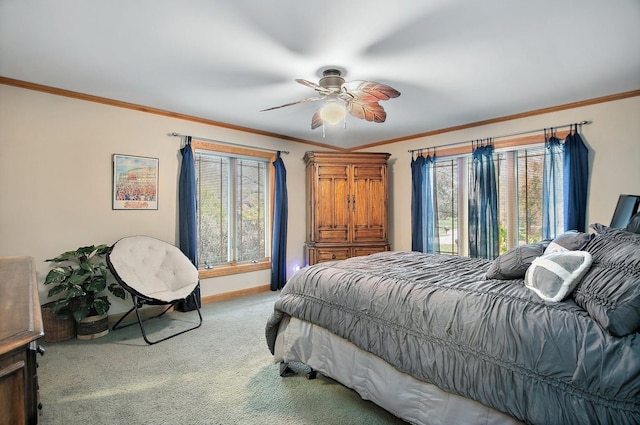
[177,136,200,311]
[423,153,440,253]
[411,155,425,252]
[542,134,564,239]
[564,125,589,232]
[270,152,288,290]
[469,142,499,259]
[411,153,439,253]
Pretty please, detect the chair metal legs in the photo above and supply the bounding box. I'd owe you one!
[112,294,203,345]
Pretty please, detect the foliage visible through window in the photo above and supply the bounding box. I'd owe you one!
[435,160,458,255]
[497,146,563,251]
[433,144,563,255]
[195,149,269,269]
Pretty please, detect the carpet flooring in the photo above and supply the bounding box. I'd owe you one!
[37,291,407,424]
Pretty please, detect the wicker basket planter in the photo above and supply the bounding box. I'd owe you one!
[77,313,109,340]
[43,244,126,341]
[41,302,76,343]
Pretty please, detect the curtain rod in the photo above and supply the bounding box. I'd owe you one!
[407,120,591,154]
[168,132,289,155]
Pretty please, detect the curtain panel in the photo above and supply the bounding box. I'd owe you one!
[542,135,564,239]
[469,143,499,260]
[411,154,440,253]
[564,127,590,232]
[270,152,288,290]
[177,136,201,311]
[411,156,425,252]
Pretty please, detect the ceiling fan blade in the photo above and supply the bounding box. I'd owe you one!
[296,79,323,90]
[260,96,325,112]
[311,109,323,129]
[342,80,401,102]
[345,99,388,123]
[296,79,336,95]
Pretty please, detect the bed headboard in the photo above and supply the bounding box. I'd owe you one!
[610,194,640,228]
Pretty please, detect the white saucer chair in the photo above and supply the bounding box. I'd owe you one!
[106,235,203,345]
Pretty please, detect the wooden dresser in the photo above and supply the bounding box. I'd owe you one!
[304,151,391,265]
[0,257,44,425]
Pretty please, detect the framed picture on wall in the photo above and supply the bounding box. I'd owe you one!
[112,154,159,210]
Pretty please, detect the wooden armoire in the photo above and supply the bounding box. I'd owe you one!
[303,151,390,265]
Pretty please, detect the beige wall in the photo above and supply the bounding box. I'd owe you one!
[0,84,310,314]
[2,83,639,314]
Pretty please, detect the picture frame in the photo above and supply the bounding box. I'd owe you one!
[112,154,159,210]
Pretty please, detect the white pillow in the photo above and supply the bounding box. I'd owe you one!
[524,251,593,302]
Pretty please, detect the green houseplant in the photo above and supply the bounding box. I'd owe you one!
[43,244,126,339]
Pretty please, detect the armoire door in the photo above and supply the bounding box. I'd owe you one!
[314,163,350,243]
[351,163,387,243]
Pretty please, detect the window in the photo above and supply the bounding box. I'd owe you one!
[435,159,459,255]
[433,141,564,256]
[496,145,563,252]
[192,141,274,277]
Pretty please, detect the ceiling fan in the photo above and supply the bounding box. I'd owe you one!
[261,68,401,129]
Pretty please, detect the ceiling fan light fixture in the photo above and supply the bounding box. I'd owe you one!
[261,66,399,131]
[319,100,346,125]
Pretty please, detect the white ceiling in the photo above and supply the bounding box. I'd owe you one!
[1,0,639,150]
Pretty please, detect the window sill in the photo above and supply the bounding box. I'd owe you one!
[198,260,271,279]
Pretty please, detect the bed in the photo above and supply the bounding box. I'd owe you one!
[265,223,640,425]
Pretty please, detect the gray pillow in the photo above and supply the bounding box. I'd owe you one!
[626,211,640,234]
[544,230,593,254]
[573,226,640,337]
[486,241,549,280]
[590,223,609,234]
[524,251,592,302]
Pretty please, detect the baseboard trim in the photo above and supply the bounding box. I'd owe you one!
[107,285,272,325]
[201,284,271,305]
[107,305,168,325]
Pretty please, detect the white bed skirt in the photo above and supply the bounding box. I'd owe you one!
[274,316,523,425]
